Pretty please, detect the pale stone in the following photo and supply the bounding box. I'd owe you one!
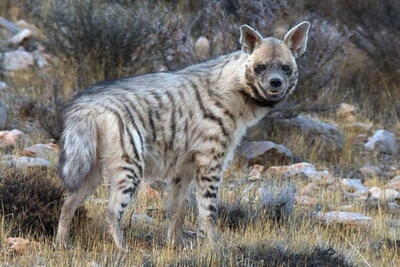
[368,187,400,202]
[1,156,49,169]
[237,140,294,165]
[340,178,368,194]
[1,49,34,71]
[22,143,58,161]
[8,28,32,45]
[268,162,330,181]
[316,211,373,227]
[365,129,399,155]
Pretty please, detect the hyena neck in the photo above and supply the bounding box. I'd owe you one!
[204,51,270,126]
[181,51,270,127]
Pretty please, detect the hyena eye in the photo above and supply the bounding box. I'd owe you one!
[254,64,266,74]
[282,64,291,74]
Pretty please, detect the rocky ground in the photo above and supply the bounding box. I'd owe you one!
[0,14,399,267]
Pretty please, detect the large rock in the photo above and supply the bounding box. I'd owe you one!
[1,155,49,169]
[249,115,344,158]
[267,162,330,182]
[316,211,373,228]
[1,49,34,71]
[237,141,294,165]
[0,99,7,129]
[365,129,399,155]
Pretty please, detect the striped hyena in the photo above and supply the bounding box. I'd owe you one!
[56,22,310,250]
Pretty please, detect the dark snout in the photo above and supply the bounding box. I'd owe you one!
[268,76,284,93]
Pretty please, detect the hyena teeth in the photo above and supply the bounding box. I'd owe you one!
[56,21,310,249]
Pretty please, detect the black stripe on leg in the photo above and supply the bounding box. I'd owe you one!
[122,187,134,195]
[209,185,218,191]
[208,204,217,213]
[201,176,213,182]
[203,190,217,198]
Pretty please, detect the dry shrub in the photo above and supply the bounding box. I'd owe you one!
[321,0,400,76]
[218,200,257,230]
[41,0,157,88]
[0,167,86,236]
[168,243,352,267]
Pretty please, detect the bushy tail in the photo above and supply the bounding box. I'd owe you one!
[58,116,97,192]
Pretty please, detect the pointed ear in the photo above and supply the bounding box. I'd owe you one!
[283,21,310,58]
[240,25,263,54]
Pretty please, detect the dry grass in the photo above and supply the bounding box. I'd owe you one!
[0,158,399,266]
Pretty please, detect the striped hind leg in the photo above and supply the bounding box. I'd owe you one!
[166,176,191,246]
[56,168,101,247]
[194,152,223,244]
[105,156,142,250]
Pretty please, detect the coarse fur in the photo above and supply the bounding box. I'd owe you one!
[56,22,310,250]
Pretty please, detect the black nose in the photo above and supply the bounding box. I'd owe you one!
[269,77,283,88]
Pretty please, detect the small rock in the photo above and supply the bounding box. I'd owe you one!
[365,129,399,155]
[6,237,39,255]
[22,143,58,161]
[1,49,34,71]
[368,187,400,202]
[131,214,155,224]
[0,129,24,147]
[248,164,265,181]
[359,165,383,179]
[194,36,210,60]
[339,204,354,211]
[237,141,294,165]
[267,162,330,182]
[385,176,400,191]
[32,51,50,68]
[336,103,356,123]
[0,81,7,90]
[8,28,32,45]
[1,156,49,169]
[316,211,373,227]
[0,100,7,129]
[340,178,369,196]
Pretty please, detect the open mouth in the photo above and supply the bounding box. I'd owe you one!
[264,88,287,100]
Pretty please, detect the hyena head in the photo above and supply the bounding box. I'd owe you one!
[239,21,310,106]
